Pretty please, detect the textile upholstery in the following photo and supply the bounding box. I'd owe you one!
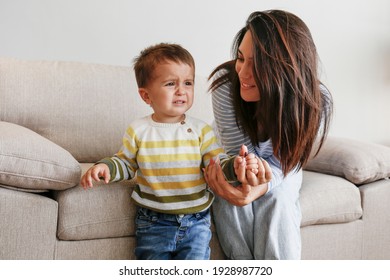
[1,57,389,260]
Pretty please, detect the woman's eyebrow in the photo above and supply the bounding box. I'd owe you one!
[237,49,253,60]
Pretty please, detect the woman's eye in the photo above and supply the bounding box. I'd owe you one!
[236,56,244,63]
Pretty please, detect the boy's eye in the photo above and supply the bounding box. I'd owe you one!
[165,81,175,86]
[185,81,194,86]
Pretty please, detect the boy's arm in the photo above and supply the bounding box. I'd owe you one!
[96,155,134,182]
[97,127,139,182]
[220,157,240,185]
[200,123,243,185]
[220,153,258,183]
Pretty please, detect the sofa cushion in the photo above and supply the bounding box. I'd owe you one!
[56,163,219,241]
[55,182,136,240]
[56,167,362,240]
[55,164,136,240]
[0,121,81,192]
[300,171,363,227]
[305,137,390,185]
[0,187,58,259]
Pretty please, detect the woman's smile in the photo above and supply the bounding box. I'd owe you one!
[240,81,256,89]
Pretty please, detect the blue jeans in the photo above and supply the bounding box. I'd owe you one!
[135,207,212,260]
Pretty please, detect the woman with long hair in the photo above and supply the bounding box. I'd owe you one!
[204,10,333,259]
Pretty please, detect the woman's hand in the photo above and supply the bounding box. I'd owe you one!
[204,158,268,206]
[204,145,272,206]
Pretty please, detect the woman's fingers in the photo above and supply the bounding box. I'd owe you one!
[262,159,272,182]
[244,157,273,186]
[239,144,248,157]
[255,158,272,184]
[234,156,247,183]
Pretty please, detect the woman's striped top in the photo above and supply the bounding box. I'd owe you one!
[212,78,331,192]
[212,82,284,192]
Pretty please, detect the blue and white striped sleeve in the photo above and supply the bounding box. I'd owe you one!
[211,83,284,192]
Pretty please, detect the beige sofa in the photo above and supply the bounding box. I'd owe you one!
[1,57,390,260]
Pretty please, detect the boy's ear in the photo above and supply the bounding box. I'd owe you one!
[138,88,151,105]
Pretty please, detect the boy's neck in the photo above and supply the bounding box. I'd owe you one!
[151,113,186,124]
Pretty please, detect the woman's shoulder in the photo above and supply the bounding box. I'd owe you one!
[319,83,331,96]
[319,83,333,111]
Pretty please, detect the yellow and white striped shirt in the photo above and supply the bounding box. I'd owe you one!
[99,115,235,214]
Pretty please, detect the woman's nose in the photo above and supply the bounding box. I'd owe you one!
[238,63,251,79]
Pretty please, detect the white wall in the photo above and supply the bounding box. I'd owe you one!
[1,0,390,145]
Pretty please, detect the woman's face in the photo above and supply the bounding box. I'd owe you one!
[235,31,260,102]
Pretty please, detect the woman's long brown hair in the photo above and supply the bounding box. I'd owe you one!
[209,10,333,176]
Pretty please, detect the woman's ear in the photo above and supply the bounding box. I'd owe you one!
[138,88,151,105]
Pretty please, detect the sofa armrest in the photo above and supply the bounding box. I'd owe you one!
[304,137,390,185]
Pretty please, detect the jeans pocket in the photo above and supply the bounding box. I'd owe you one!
[136,207,158,230]
[195,208,211,227]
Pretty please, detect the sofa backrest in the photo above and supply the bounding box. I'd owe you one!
[0,57,214,162]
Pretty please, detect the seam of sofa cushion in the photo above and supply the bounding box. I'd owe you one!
[306,160,390,180]
[301,211,363,227]
[308,160,375,173]
[0,170,78,185]
[0,153,80,172]
[58,216,133,237]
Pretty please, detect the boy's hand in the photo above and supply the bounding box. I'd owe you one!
[234,145,271,186]
[80,163,110,189]
[245,157,271,186]
[234,145,258,179]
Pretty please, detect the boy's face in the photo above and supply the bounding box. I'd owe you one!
[139,61,195,123]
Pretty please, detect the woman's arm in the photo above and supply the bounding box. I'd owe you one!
[212,82,283,193]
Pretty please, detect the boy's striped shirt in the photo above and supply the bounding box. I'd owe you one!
[99,115,233,214]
